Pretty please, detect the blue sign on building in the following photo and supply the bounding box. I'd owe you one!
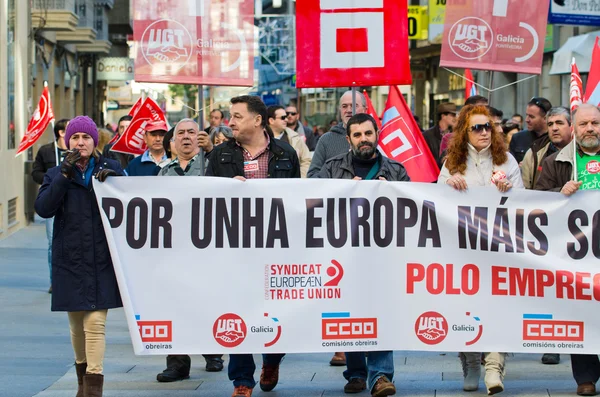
[548,0,600,26]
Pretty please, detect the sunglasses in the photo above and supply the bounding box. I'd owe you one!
[530,97,551,114]
[278,115,287,121]
[286,112,297,116]
[470,123,492,133]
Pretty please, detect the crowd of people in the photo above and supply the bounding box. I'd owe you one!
[31,92,600,397]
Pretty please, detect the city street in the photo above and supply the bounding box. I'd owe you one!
[0,223,585,397]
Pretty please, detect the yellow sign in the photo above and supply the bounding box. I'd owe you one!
[408,6,428,41]
[428,0,445,43]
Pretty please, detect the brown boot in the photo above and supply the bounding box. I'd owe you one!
[83,374,104,397]
[330,352,346,366]
[75,363,87,397]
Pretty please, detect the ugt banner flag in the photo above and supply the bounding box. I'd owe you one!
[110,98,167,156]
[378,86,439,182]
[584,37,600,106]
[16,85,55,156]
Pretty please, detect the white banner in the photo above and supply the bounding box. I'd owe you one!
[94,177,600,356]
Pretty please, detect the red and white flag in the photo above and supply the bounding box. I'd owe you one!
[16,86,55,156]
[107,98,144,146]
[378,86,439,182]
[363,90,382,130]
[570,59,583,111]
[465,69,478,99]
[584,37,600,106]
[111,97,167,156]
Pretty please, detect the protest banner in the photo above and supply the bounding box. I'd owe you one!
[16,85,55,156]
[95,178,600,355]
[133,0,254,86]
[110,98,167,156]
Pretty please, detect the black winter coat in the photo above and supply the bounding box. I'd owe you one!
[32,142,67,184]
[314,151,411,181]
[509,130,547,164]
[206,138,301,179]
[34,156,124,312]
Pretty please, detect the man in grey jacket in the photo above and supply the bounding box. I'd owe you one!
[307,90,367,178]
[315,113,407,397]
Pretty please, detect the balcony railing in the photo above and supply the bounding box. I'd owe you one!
[75,0,94,28]
[94,4,109,41]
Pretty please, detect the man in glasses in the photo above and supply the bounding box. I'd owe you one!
[285,104,316,151]
[509,97,552,164]
[267,105,312,177]
[124,120,171,176]
[423,102,457,169]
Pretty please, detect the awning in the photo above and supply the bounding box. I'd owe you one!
[549,31,600,75]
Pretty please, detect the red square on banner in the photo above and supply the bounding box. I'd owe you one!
[336,28,369,53]
[296,0,411,88]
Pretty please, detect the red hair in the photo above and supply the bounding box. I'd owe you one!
[445,105,508,175]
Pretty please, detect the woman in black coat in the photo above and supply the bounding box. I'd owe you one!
[34,116,123,397]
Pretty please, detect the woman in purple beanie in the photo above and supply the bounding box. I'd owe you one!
[34,115,124,397]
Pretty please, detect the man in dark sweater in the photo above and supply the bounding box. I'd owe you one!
[307,90,366,178]
[316,113,408,397]
[31,118,69,293]
[125,120,170,176]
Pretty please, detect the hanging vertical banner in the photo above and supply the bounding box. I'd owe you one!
[16,86,55,156]
[428,0,446,43]
[440,0,549,74]
[133,0,254,86]
[296,0,412,88]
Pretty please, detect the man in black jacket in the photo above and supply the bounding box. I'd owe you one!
[315,113,406,397]
[509,97,552,163]
[206,95,299,397]
[32,118,69,293]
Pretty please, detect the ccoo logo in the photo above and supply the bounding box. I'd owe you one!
[140,19,193,71]
[448,17,494,60]
[213,313,247,348]
[415,311,448,345]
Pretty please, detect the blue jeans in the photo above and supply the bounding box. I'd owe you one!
[344,351,394,391]
[228,353,285,388]
[45,217,54,285]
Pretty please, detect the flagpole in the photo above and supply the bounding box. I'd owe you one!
[197,84,205,177]
[487,71,494,105]
[571,57,578,182]
[351,86,357,116]
[42,81,60,166]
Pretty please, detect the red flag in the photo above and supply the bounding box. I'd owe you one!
[570,59,584,111]
[363,90,382,129]
[378,86,439,182]
[584,37,600,106]
[465,69,478,99]
[110,98,167,156]
[16,86,55,156]
[107,98,144,146]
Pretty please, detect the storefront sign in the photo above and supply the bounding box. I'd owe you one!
[549,0,600,26]
[97,57,135,81]
[440,0,550,74]
[408,6,428,40]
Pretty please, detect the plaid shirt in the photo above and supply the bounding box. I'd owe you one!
[238,133,271,179]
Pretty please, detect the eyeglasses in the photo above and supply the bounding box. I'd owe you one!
[286,112,297,116]
[275,115,285,121]
[470,123,492,133]
[529,97,551,114]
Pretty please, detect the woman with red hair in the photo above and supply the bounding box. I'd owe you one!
[438,105,523,395]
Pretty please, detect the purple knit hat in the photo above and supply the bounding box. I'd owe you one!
[64,116,98,149]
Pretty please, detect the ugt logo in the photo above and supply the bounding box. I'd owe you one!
[213,313,247,348]
[141,19,193,70]
[448,17,493,60]
[415,311,448,345]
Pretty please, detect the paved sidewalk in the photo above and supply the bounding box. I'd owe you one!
[0,225,581,397]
